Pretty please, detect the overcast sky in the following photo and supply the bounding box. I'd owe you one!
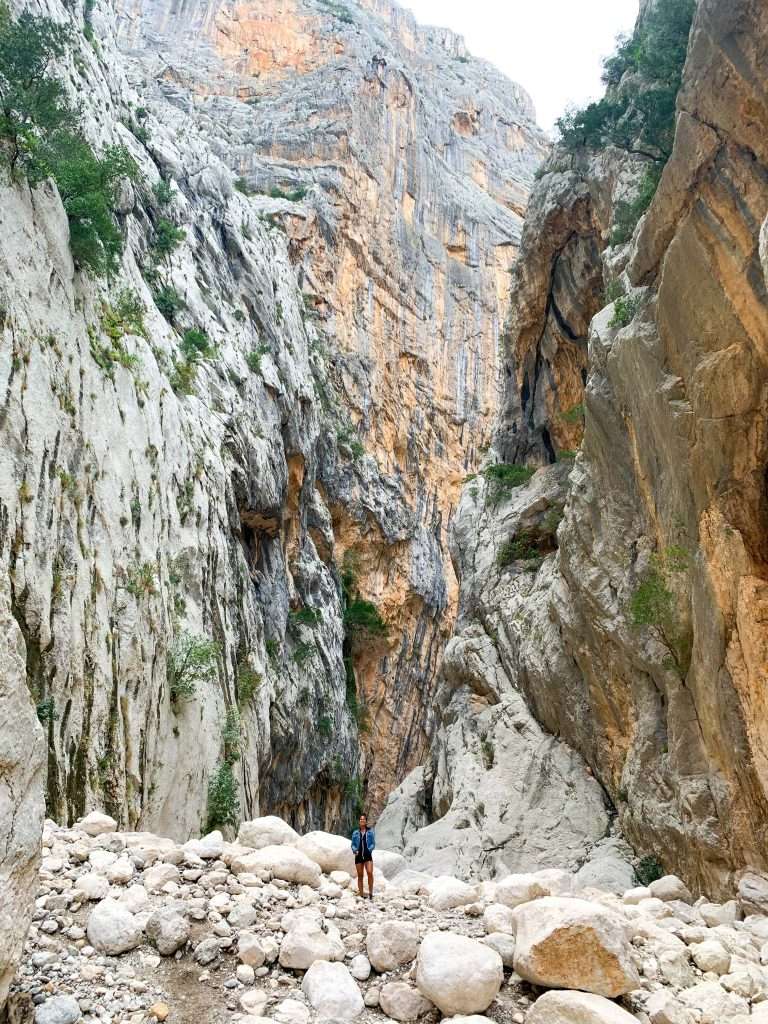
[404,0,640,132]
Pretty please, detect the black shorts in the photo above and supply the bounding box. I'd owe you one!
[355,852,373,864]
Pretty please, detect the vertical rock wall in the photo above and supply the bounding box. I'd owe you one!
[382,0,768,897]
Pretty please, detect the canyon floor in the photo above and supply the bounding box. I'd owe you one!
[12,813,768,1024]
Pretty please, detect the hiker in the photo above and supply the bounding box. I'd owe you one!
[351,812,375,899]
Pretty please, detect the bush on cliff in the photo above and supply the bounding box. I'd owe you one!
[557,0,696,241]
[0,4,136,274]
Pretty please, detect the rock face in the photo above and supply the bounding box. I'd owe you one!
[0,0,545,903]
[379,0,768,896]
[0,592,46,1009]
[110,0,548,817]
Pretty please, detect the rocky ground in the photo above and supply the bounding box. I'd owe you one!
[11,814,768,1024]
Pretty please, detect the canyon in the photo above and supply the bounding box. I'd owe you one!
[2,0,768,1019]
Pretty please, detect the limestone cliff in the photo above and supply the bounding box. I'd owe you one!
[0,0,544,949]
[111,0,548,813]
[381,0,768,897]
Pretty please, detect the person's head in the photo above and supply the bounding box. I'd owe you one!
[358,813,368,830]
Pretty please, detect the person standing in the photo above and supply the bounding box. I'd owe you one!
[351,813,375,899]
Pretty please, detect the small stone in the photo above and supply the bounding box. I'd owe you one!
[650,876,693,904]
[237,964,256,985]
[350,954,371,981]
[379,982,432,1021]
[34,996,82,1024]
[148,1004,170,1022]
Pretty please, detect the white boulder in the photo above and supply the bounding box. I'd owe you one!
[296,832,355,874]
[146,906,190,955]
[425,875,478,911]
[86,898,142,955]
[379,982,432,1021]
[415,932,503,1015]
[238,817,299,850]
[78,812,117,837]
[527,990,642,1023]
[366,920,419,972]
[690,939,731,975]
[279,923,346,969]
[231,846,321,888]
[301,961,364,1020]
[649,876,693,904]
[238,933,267,968]
[483,903,516,935]
[496,870,572,909]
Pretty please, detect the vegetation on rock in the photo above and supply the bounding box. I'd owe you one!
[167,632,220,704]
[557,0,696,242]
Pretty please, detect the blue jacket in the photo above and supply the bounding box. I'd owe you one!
[351,827,375,855]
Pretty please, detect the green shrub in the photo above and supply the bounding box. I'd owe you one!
[611,165,663,245]
[234,176,252,195]
[265,638,280,665]
[290,606,322,628]
[343,598,387,642]
[150,218,185,264]
[222,706,241,763]
[293,641,316,666]
[483,463,535,506]
[101,289,145,340]
[246,343,270,373]
[206,760,239,831]
[635,855,664,886]
[556,0,695,163]
[151,282,184,322]
[180,327,214,362]
[630,546,691,674]
[237,665,261,707]
[36,695,57,725]
[0,7,136,275]
[124,561,157,598]
[152,179,174,206]
[44,138,137,275]
[561,402,584,425]
[609,294,641,329]
[318,714,333,738]
[167,632,220,703]
[497,533,544,568]
[605,279,624,304]
[0,7,76,175]
[169,358,197,396]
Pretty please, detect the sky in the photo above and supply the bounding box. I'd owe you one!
[403,0,640,132]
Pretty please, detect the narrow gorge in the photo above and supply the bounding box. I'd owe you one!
[2,0,768,1021]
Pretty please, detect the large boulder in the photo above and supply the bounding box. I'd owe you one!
[374,850,407,879]
[301,961,364,1020]
[146,906,190,955]
[366,921,419,972]
[513,897,640,998]
[279,924,346,969]
[527,991,642,1023]
[415,932,503,1016]
[238,817,299,850]
[496,870,572,909]
[86,898,143,955]
[296,832,355,875]
[78,811,118,837]
[231,845,322,887]
[379,982,433,1022]
[483,903,516,935]
[678,981,750,1023]
[425,875,478,911]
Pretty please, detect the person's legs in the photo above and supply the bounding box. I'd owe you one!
[356,861,365,897]
[365,860,374,898]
